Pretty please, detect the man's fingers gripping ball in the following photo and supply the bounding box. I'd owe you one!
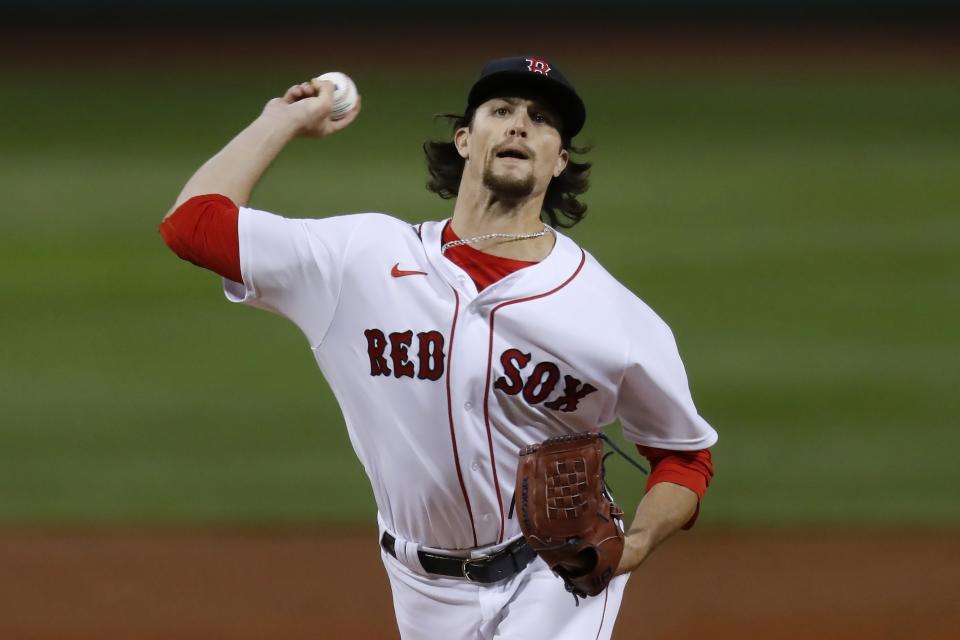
[284,80,325,103]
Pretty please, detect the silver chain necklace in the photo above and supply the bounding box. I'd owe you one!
[441,226,552,254]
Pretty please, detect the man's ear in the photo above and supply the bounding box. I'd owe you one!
[553,149,569,177]
[454,127,470,159]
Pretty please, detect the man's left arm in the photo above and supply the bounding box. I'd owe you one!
[615,481,699,575]
[612,304,719,575]
[617,445,713,573]
[615,446,714,575]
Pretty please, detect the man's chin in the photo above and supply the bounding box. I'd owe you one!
[482,169,536,200]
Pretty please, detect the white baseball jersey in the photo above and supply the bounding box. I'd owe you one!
[223,208,718,551]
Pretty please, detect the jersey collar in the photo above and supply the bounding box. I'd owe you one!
[419,219,586,306]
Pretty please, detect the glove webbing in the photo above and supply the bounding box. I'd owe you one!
[508,434,648,521]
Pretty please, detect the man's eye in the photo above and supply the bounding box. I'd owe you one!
[495,107,509,116]
[532,113,547,123]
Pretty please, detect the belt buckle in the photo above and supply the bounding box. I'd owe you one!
[462,558,477,582]
[462,554,491,583]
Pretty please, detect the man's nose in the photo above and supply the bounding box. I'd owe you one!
[508,113,528,137]
[508,125,528,138]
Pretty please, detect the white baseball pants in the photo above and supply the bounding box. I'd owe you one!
[380,546,628,639]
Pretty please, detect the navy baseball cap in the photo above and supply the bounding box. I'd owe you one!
[467,56,586,138]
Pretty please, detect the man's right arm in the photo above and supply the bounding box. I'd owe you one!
[159,78,361,282]
[164,78,361,218]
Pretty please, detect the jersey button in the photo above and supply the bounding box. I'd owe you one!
[471,461,481,471]
[464,402,473,411]
[482,514,493,521]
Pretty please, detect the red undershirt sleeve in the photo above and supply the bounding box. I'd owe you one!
[159,194,242,284]
[635,445,714,530]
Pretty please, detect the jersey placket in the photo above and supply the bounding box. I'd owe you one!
[445,281,505,546]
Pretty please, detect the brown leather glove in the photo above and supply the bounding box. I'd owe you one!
[515,432,624,598]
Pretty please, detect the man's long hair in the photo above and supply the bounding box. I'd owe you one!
[423,108,592,229]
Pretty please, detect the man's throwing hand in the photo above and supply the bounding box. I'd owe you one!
[262,79,361,138]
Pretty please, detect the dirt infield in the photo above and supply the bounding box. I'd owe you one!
[1,529,957,639]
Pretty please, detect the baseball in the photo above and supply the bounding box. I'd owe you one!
[314,71,359,120]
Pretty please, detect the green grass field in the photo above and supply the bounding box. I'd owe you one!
[1,61,957,527]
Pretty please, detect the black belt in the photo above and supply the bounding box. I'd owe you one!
[380,532,537,584]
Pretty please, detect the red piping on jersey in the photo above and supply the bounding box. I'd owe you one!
[482,249,588,543]
[444,287,479,547]
[594,587,610,640]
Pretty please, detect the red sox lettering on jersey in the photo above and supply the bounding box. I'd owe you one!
[493,348,598,412]
[364,329,598,412]
[364,328,446,381]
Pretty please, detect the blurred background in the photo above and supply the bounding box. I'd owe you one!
[1,1,958,638]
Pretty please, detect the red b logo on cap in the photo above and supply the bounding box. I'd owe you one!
[526,58,551,76]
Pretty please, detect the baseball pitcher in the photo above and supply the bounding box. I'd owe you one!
[160,56,718,639]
